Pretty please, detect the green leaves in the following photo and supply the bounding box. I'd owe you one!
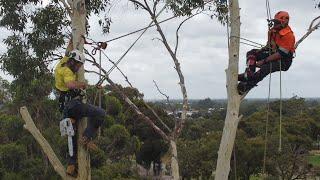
[168,0,228,24]
[0,114,24,142]
[169,0,206,16]
[0,143,27,172]
[28,5,69,59]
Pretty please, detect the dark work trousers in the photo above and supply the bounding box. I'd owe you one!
[63,99,106,165]
[244,49,293,86]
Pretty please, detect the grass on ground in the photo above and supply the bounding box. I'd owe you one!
[308,154,320,167]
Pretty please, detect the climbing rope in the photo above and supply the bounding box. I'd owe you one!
[106,0,173,76]
[262,61,272,176]
[105,16,177,43]
[279,60,282,152]
[262,0,284,178]
[82,0,217,86]
[99,48,102,108]
[262,0,273,176]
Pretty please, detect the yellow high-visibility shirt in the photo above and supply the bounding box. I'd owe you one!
[54,56,76,92]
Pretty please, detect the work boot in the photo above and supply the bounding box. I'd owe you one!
[66,164,78,177]
[80,136,98,151]
[237,81,256,95]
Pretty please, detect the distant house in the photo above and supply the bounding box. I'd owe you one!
[165,109,200,118]
[208,107,215,113]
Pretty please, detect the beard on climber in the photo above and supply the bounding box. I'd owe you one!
[54,39,106,177]
[238,11,296,95]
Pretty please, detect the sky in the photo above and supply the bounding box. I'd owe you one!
[0,0,319,100]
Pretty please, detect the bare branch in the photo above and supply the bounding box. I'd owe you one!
[152,37,164,43]
[100,51,133,87]
[59,0,72,15]
[143,0,153,15]
[153,80,177,118]
[144,102,172,133]
[84,49,107,75]
[129,0,148,11]
[85,69,104,77]
[153,80,170,100]
[20,107,69,179]
[149,12,189,137]
[85,49,172,136]
[105,77,170,141]
[98,50,171,133]
[295,16,320,49]
[308,16,320,30]
[175,13,201,55]
[153,0,160,14]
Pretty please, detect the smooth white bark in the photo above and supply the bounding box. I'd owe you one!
[214,0,241,179]
[68,0,90,179]
[170,140,179,180]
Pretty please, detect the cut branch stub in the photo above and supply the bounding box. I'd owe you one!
[20,106,69,180]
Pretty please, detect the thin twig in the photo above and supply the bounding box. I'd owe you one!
[147,7,189,136]
[153,80,177,118]
[105,76,170,141]
[129,0,148,11]
[175,12,201,55]
[84,49,107,74]
[144,102,172,133]
[152,37,164,43]
[85,69,104,77]
[101,51,133,87]
[86,47,171,134]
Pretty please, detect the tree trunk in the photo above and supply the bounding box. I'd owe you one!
[170,140,179,180]
[214,0,241,179]
[68,0,90,179]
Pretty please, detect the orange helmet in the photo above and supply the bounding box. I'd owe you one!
[274,11,289,25]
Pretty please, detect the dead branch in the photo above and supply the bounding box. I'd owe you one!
[144,102,172,133]
[100,51,133,87]
[87,48,170,134]
[20,106,69,180]
[104,76,170,141]
[147,8,189,136]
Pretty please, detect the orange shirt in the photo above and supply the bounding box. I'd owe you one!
[269,26,296,54]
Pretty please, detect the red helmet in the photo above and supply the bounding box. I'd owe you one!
[274,11,289,25]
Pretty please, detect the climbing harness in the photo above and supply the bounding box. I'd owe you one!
[58,89,84,112]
